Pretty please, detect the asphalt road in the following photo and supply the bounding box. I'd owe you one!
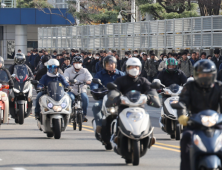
[0,92,180,170]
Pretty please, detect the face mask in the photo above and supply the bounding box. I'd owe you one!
[96,56,99,59]
[147,58,150,60]
[163,58,167,61]
[134,54,137,56]
[125,56,128,58]
[88,56,92,58]
[74,63,82,69]
[187,56,191,59]
[33,53,36,55]
[129,68,140,77]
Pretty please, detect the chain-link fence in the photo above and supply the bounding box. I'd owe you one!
[38,15,222,52]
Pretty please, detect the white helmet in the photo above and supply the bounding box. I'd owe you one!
[126,58,142,77]
[45,59,60,75]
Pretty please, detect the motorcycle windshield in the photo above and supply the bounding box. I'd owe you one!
[0,69,9,83]
[169,84,180,93]
[125,90,141,103]
[13,65,28,83]
[47,81,65,101]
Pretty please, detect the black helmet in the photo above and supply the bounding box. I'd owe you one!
[42,55,51,65]
[72,56,83,63]
[193,59,217,88]
[165,58,178,73]
[103,56,117,69]
[14,53,26,64]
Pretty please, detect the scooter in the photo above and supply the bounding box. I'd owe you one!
[0,84,9,124]
[90,78,112,150]
[32,80,72,139]
[171,102,222,170]
[107,83,155,166]
[11,64,33,125]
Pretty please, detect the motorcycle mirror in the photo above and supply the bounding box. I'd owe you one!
[171,102,186,110]
[11,74,16,78]
[106,82,117,90]
[31,80,39,85]
[92,78,102,85]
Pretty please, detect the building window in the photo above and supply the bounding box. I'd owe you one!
[27,41,38,49]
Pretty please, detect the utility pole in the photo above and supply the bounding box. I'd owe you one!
[131,0,135,22]
[76,0,80,25]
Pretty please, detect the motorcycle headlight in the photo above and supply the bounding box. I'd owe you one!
[201,114,218,127]
[61,99,67,109]
[215,134,222,152]
[47,103,53,109]
[126,112,143,122]
[107,107,116,114]
[53,106,62,112]
[13,88,20,93]
[193,134,207,152]
[23,88,29,93]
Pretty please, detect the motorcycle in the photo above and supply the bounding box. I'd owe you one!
[0,69,11,124]
[172,102,222,170]
[11,65,32,125]
[107,82,155,166]
[32,80,72,139]
[90,78,112,150]
[70,81,86,131]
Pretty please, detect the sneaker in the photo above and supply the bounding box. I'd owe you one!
[150,137,156,146]
[82,115,88,122]
[96,125,102,134]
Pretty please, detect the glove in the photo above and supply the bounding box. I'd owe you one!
[178,115,189,126]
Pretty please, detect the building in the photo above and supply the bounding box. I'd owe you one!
[0,8,75,66]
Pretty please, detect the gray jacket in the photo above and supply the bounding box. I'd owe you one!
[158,60,166,72]
[64,66,92,95]
[178,59,193,77]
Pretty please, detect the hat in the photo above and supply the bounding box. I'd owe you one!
[53,50,57,53]
[71,49,75,52]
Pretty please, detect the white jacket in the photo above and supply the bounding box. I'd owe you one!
[64,66,92,95]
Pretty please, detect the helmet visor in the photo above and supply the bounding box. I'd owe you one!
[47,65,59,74]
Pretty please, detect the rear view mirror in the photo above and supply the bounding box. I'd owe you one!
[11,74,16,78]
[31,80,39,85]
[106,82,117,90]
[150,79,165,89]
[92,78,101,85]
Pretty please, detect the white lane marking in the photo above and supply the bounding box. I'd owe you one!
[12,168,26,170]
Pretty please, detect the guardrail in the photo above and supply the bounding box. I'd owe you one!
[38,15,222,51]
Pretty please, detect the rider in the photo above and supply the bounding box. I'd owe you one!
[8,53,34,78]
[64,56,92,122]
[156,58,187,103]
[90,56,125,134]
[110,58,161,146]
[35,59,72,119]
[0,56,14,89]
[174,59,222,170]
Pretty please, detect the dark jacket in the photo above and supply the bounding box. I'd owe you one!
[0,67,14,89]
[117,59,121,71]
[189,58,199,66]
[95,61,103,73]
[121,60,127,72]
[211,56,222,71]
[34,55,41,68]
[35,67,64,81]
[157,69,187,87]
[121,57,128,68]
[83,57,93,72]
[179,81,222,114]
[29,54,38,67]
[141,60,147,78]
[61,64,71,72]
[91,58,99,73]
[90,69,125,90]
[37,73,69,88]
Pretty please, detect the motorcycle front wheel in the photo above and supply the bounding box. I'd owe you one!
[53,119,61,139]
[18,105,24,125]
[78,114,82,131]
[132,140,140,166]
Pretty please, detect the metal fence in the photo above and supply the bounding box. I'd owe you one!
[38,15,222,51]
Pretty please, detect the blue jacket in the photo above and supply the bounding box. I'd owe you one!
[37,74,69,88]
[95,61,103,73]
[90,69,125,90]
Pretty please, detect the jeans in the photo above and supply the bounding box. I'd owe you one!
[35,91,46,116]
[180,129,193,170]
[92,99,103,126]
[67,92,89,115]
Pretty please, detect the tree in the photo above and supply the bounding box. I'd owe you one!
[198,0,221,16]
[17,0,53,8]
[139,0,199,20]
[67,0,131,24]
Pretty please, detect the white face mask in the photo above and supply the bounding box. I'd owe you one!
[129,68,140,77]
[95,56,99,59]
[163,58,167,61]
[125,56,128,58]
[88,56,92,58]
[147,58,150,60]
[187,56,191,59]
[74,63,82,69]
[134,54,137,56]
